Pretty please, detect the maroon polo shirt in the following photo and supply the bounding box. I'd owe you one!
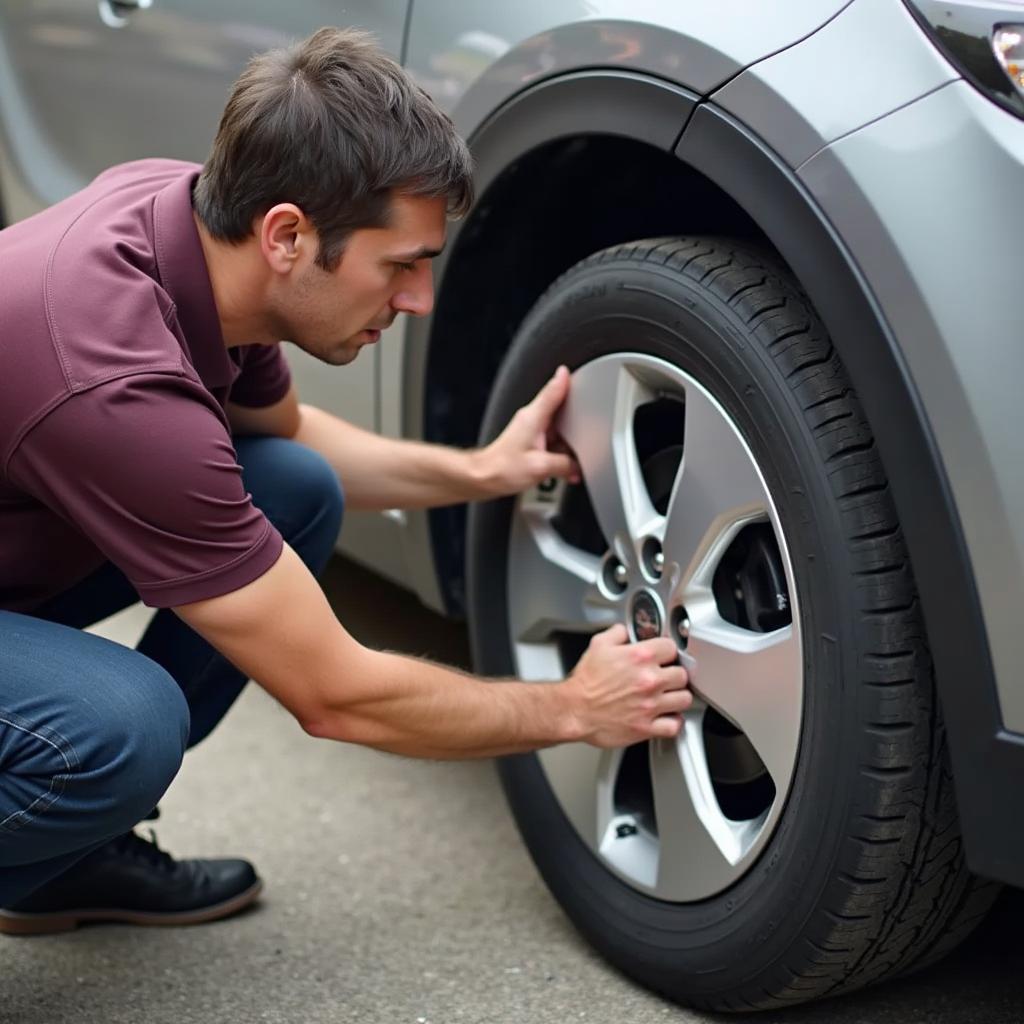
[0,159,292,612]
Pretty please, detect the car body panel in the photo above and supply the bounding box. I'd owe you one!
[711,0,959,168]
[0,1,408,218]
[405,0,854,134]
[799,80,1024,736]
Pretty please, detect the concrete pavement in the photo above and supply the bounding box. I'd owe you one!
[4,556,1024,1024]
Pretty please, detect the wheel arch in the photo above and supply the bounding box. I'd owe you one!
[405,71,756,613]
[408,74,1017,886]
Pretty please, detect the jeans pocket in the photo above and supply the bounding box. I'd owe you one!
[0,709,78,840]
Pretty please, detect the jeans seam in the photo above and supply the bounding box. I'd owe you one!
[0,711,78,836]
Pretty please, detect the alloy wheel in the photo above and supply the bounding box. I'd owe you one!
[507,353,803,901]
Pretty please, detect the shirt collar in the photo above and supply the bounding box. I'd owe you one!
[151,169,236,392]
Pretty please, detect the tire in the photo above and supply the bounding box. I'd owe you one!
[466,237,998,1011]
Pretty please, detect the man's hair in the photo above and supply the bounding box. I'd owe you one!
[193,27,473,271]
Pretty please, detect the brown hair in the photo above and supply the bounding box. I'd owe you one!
[193,27,473,270]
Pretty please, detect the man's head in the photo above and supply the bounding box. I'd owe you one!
[193,27,473,364]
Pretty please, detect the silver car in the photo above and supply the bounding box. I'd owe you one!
[2,0,1022,1010]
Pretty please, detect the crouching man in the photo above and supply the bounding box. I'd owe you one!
[0,28,690,932]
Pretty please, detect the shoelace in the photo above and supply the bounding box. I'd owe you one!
[109,828,179,874]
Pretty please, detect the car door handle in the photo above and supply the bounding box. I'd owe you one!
[98,0,153,29]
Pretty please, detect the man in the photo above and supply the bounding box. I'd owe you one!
[0,28,690,933]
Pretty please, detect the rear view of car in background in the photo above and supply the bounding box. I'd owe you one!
[3,0,1023,1010]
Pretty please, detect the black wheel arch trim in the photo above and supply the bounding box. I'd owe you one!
[675,102,1024,887]
[405,70,700,437]
[404,71,699,615]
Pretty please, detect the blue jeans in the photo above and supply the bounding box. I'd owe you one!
[0,436,344,904]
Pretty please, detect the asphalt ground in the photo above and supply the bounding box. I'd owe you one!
[4,555,1024,1024]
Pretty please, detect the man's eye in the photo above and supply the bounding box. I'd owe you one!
[395,261,417,272]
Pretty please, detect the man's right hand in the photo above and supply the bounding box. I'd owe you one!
[564,624,692,747]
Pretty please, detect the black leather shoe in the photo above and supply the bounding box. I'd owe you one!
[0,829,262,935]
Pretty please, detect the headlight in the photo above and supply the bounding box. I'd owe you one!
[993,25,1024,94]
[904,0,1024,118]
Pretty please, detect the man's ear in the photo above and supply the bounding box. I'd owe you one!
[259,203,314,274]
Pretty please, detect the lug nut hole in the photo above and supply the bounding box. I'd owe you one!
[641,537,664,581]
[602,556,629,596]
[671,606,691,649]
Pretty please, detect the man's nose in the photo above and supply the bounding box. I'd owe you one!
[391,262,434,318]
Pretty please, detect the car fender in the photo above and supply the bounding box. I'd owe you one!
[404,1,855,131]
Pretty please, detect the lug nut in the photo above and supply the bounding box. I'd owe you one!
[641,537,664,580]
[672,607,691,649]
[602,555,630,595]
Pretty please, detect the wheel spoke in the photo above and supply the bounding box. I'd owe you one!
[663,384,771,592]
[649,711,745,897]
[686,616,802,790]
[508,510,618,646]
[538,743,622,850]
[558,357,661,563]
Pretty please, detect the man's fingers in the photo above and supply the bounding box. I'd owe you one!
[650,715,683,739]
[656,665,690,692]
[546,437,582,483]
[527,365,571,424]
[590,623,629,648]
[536,452,577,482]
[590,632,686,668]
[657,688,693,715]
[635,636,683,668]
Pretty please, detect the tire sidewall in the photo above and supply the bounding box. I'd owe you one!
[468,256,867,998]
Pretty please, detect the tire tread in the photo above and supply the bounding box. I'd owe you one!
[499,236,998,1011]
[697,239,996,1003]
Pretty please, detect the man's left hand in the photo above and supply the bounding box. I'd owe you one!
[475,365,582,498]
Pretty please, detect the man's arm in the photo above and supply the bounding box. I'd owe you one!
[226,368,579,511]
[291,402,501,510]
[174,544,691,759]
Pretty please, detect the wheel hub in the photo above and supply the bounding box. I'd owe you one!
[629,590,663,642]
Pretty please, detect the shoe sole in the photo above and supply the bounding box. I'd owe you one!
[0,879,263,936]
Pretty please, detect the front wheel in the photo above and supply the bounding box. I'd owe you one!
[467,238,996,1011]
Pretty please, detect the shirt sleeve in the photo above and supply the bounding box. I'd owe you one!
[8,372,283,608]
[228,343,292,408]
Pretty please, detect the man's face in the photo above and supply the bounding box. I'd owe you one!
[272,193,447,366]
